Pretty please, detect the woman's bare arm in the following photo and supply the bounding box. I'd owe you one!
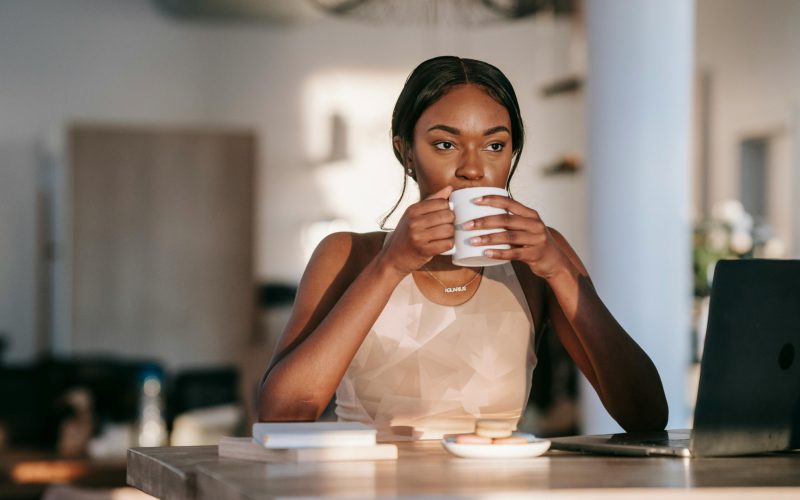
[258,232,404,421]
[467,195,668,432]
[543,229,668,432]
[258,187,455,421]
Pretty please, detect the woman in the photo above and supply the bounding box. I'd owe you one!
[258,56,668,440]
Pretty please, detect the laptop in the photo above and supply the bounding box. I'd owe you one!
[550,259,800,457]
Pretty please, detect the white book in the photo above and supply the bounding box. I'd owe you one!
[252,422,377,449]
[218,437,397,463]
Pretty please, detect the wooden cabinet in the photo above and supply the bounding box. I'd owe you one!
[58,125,255,369]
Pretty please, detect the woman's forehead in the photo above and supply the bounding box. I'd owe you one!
[416,84,511,132]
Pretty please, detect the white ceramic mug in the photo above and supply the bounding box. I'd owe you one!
[443,186,510,267]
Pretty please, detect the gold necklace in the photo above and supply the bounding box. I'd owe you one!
[421,266,484,294]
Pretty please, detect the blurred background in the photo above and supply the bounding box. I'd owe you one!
[1,0,798,498]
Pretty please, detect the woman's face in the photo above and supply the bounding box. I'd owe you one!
[407,84,513,198]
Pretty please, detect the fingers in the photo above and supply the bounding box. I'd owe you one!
[469,229,547,248]
[408,207,454,232]
[413,184,454,218]
[474,195,538,218]
[462,196,541,233]
[411,198,452,217]
[426,230,455,255]
[399,203,454,256]
[429,238,455,255]
[481,247,533,261]
[464,212,542,232]
[406,223,454,256]
[411,220,454,247]
[425,185,454,201]
[461,196,547,252]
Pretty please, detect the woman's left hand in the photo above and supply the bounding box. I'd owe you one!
[465,195,570,279]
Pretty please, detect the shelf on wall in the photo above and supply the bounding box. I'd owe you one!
[540,75,584,98]
[541,154,582,176]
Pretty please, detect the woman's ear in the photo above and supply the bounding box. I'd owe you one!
[393,137,412,162]
[393,136,415,179]
[392,136,406,162]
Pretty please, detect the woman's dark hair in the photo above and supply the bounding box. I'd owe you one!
[380,55,525,228]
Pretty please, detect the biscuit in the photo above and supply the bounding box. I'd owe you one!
[474,419,513,438]
[454,433,493,444]
[492,436,529,445]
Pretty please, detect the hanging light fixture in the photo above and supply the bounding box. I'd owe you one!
[309,0,575,26]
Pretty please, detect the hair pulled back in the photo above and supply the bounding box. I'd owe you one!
[381,56,525,228]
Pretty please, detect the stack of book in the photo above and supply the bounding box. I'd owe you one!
[218,422,398,463]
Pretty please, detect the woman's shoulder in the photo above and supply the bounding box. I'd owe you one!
[316,231,386,256]
[309,231,387,274]
[351,230,389,253]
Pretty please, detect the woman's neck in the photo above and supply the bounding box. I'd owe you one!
[423,255,466,273]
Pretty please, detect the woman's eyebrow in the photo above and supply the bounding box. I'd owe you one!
[427,124,460,135]
[483,125,511,136]
[426,124,510,135]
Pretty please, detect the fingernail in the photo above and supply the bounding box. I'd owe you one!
[469,236,482,245]
[472,196,484,204]
[484,250,496,258]
[462,220,474,230]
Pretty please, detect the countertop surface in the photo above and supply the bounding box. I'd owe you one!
[127,441,800,499]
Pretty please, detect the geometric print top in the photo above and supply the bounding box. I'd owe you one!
[335,261,537,441]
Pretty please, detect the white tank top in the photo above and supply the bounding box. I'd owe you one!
[335,258,537,441]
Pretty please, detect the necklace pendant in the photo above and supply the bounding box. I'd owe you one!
[444,285,467,294]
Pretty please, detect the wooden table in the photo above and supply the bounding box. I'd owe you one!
[127,442,800,499]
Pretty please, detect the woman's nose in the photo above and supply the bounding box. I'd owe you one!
[455,149,484,180]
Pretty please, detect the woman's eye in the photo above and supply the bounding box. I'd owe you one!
[435,141,455,150]
[486,143,505,152]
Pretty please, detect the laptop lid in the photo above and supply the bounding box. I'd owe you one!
[549,259,800,457]
[691,259,800,456]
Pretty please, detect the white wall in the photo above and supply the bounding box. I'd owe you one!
[695,0,800,255]
[0,0,584,362]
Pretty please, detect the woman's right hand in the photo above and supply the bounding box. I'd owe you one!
[379,185,455,276]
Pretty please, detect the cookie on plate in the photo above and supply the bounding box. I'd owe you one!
[492,435,529,445]
[454,433,493,444]
[474,419,513,439]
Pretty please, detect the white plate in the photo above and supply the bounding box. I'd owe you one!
[441,432,551,459]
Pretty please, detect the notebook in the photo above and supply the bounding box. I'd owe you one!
[550,259,800,457]
[252,422,377,448]
[218,437,397,463]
